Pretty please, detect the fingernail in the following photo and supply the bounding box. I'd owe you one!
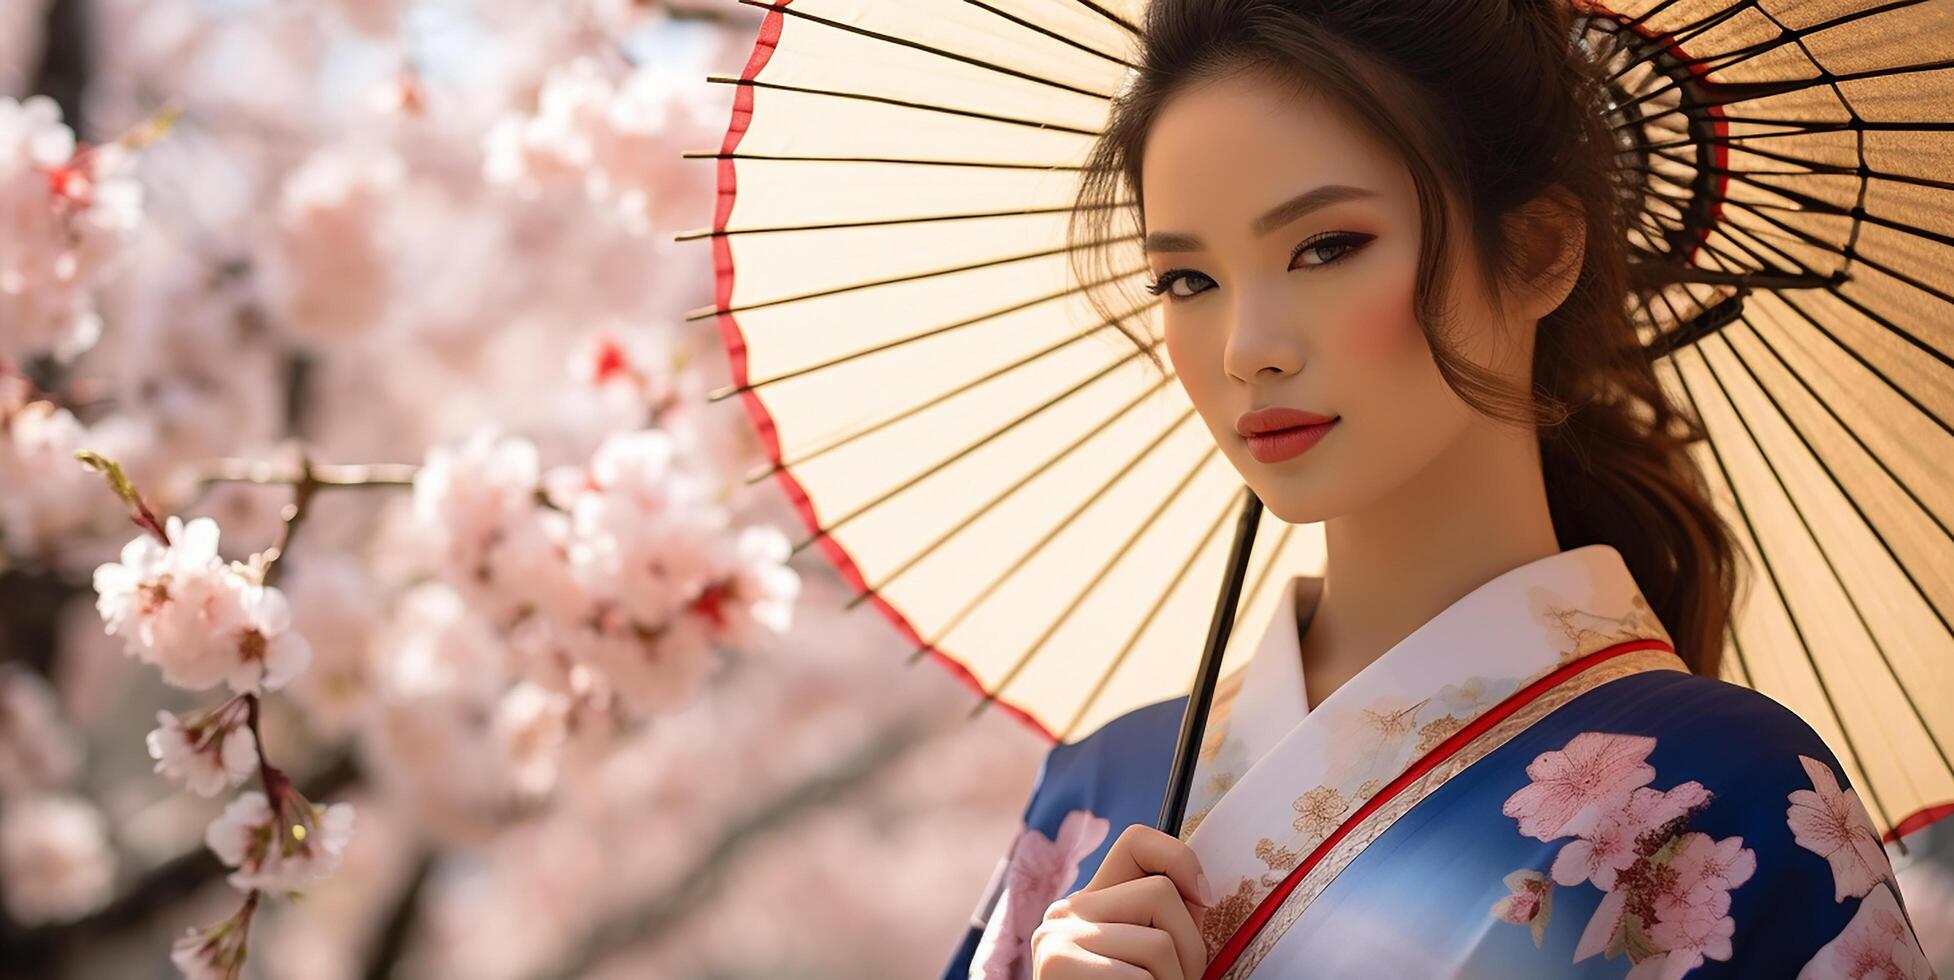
[1196,873,1216,906]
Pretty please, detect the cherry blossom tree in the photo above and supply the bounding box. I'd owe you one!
[0,2,1048,978]
[5,2,1942,979]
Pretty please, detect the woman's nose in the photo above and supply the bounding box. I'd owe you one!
[1224,289,1306,382]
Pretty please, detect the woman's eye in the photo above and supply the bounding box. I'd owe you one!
[1145,270,1214,299]
[1292,232,1374,269]
[1146,233,1372,301]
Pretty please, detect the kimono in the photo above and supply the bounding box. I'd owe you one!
[940,544,1932,980]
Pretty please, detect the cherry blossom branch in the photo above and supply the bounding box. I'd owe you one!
[191,455,561,512]
[73,451,168,544]
[77,455,356,980]
[249,449,314,591]
[1,751,359,974]
[529,714,934,980]
[359,848,437,980]
[192,456,418,491]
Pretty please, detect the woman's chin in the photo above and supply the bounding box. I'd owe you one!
[1254,479,1351,526]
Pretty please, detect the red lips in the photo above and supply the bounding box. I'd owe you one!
[1236,406,1338,437]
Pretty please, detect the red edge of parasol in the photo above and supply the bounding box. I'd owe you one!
[704,0,1953,845]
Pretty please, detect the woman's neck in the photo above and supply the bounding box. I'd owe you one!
[1298,413,1560,709]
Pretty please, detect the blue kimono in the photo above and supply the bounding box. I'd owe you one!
[943,545,1932,979]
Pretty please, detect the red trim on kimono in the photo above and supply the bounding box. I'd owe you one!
[1203,637,1679,978]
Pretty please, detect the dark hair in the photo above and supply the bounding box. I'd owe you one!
[1067,0,1742,673]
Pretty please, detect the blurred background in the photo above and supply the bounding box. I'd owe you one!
[0,2,1945,978]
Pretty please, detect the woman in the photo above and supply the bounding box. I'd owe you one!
[939,0,1931,978]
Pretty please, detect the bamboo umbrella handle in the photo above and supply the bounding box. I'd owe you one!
[1156,486,1263,835]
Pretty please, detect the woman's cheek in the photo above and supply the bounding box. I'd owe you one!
[1162,318,1214,411]
[1339,281,1423,370]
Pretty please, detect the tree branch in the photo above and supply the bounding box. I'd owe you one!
[361,847,438,980]
[528,714,934,980]
[0,750,362,977]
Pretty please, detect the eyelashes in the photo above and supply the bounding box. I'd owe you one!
[1144,231,1376,300]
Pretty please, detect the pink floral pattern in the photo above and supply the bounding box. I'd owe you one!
[1502,732,1657,841]
[1785,754,1890,903]
[973,808,1110,980]
[1552,782,1710,891]
[1495,732,1755,978]
[1490,868,1553,947]
[1797,884,1932,980]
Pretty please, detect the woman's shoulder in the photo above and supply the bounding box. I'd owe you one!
[1587,665,1844,768]
[1517,666,1883,849]
[1511,669,1928,975]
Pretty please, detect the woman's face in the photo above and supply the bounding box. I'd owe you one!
[1139,69,1534,526]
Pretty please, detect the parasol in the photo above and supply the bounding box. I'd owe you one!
[678,0,1954,845]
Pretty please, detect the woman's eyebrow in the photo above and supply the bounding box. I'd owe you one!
[1142,183,1378,253]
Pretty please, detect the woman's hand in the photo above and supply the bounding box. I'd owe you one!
[1029,824,1216,979]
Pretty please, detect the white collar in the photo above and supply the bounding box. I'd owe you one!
[1181,543,1673,836]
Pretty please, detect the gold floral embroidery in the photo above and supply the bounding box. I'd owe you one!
[1290,786,1349,842]
[1254,837,1303,889]
[1531,588,1671,661]
[1201,877,1259,964]
[1179,808,1208,840]
[1417,713,1468,753]
[1197,718,1233,763]
[1254,837,1300,872]
[1355,778,1383,799]
[1204,770,1238,798]
[1360,702,1423,740]
[1219,648,1687,979]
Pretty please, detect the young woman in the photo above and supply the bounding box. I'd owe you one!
[940,0,1929,977]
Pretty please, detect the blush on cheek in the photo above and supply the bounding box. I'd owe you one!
[1345,286,1424,367]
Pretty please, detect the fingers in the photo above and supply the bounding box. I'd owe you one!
[1028,930,1151,980]
[1056,876,1209,980]
[1083,824,1214,911]
[1033,918,1184,980]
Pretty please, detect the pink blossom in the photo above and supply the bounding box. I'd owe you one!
[213,580,312,694]
[691,524,800,650]
[0,666,83,794]
[93,515,257,691]
[170,898,255,980]
[1786,754,1890,902]
[413,426,543,580]
[205,789,356,894]
[146,703,258,797]
[1554,782,1711,890]
[1656,832,1755,924]
[0,95,143,364]
[1643,875,1735,976]
[565,326,715,448]
[973,808,1112,980]
[362,582,523,839]
[279,555,381,738]
[94,513,310,695]
[484,507,586,626]
[0,793,116,925]
[1796,884,1932,979]
[328,0,399,36]
[567,483,721,628]
[260,145,402,342]
[482,58,688,235]
[490,681,571,798]
[554,428,743,635]
[578,609,716,716]
[0,399,124,559]
[1490,868,1554,947]
[1551,816,1638,892]
[1574,886,1628,962]
[1503,732,1657,841]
